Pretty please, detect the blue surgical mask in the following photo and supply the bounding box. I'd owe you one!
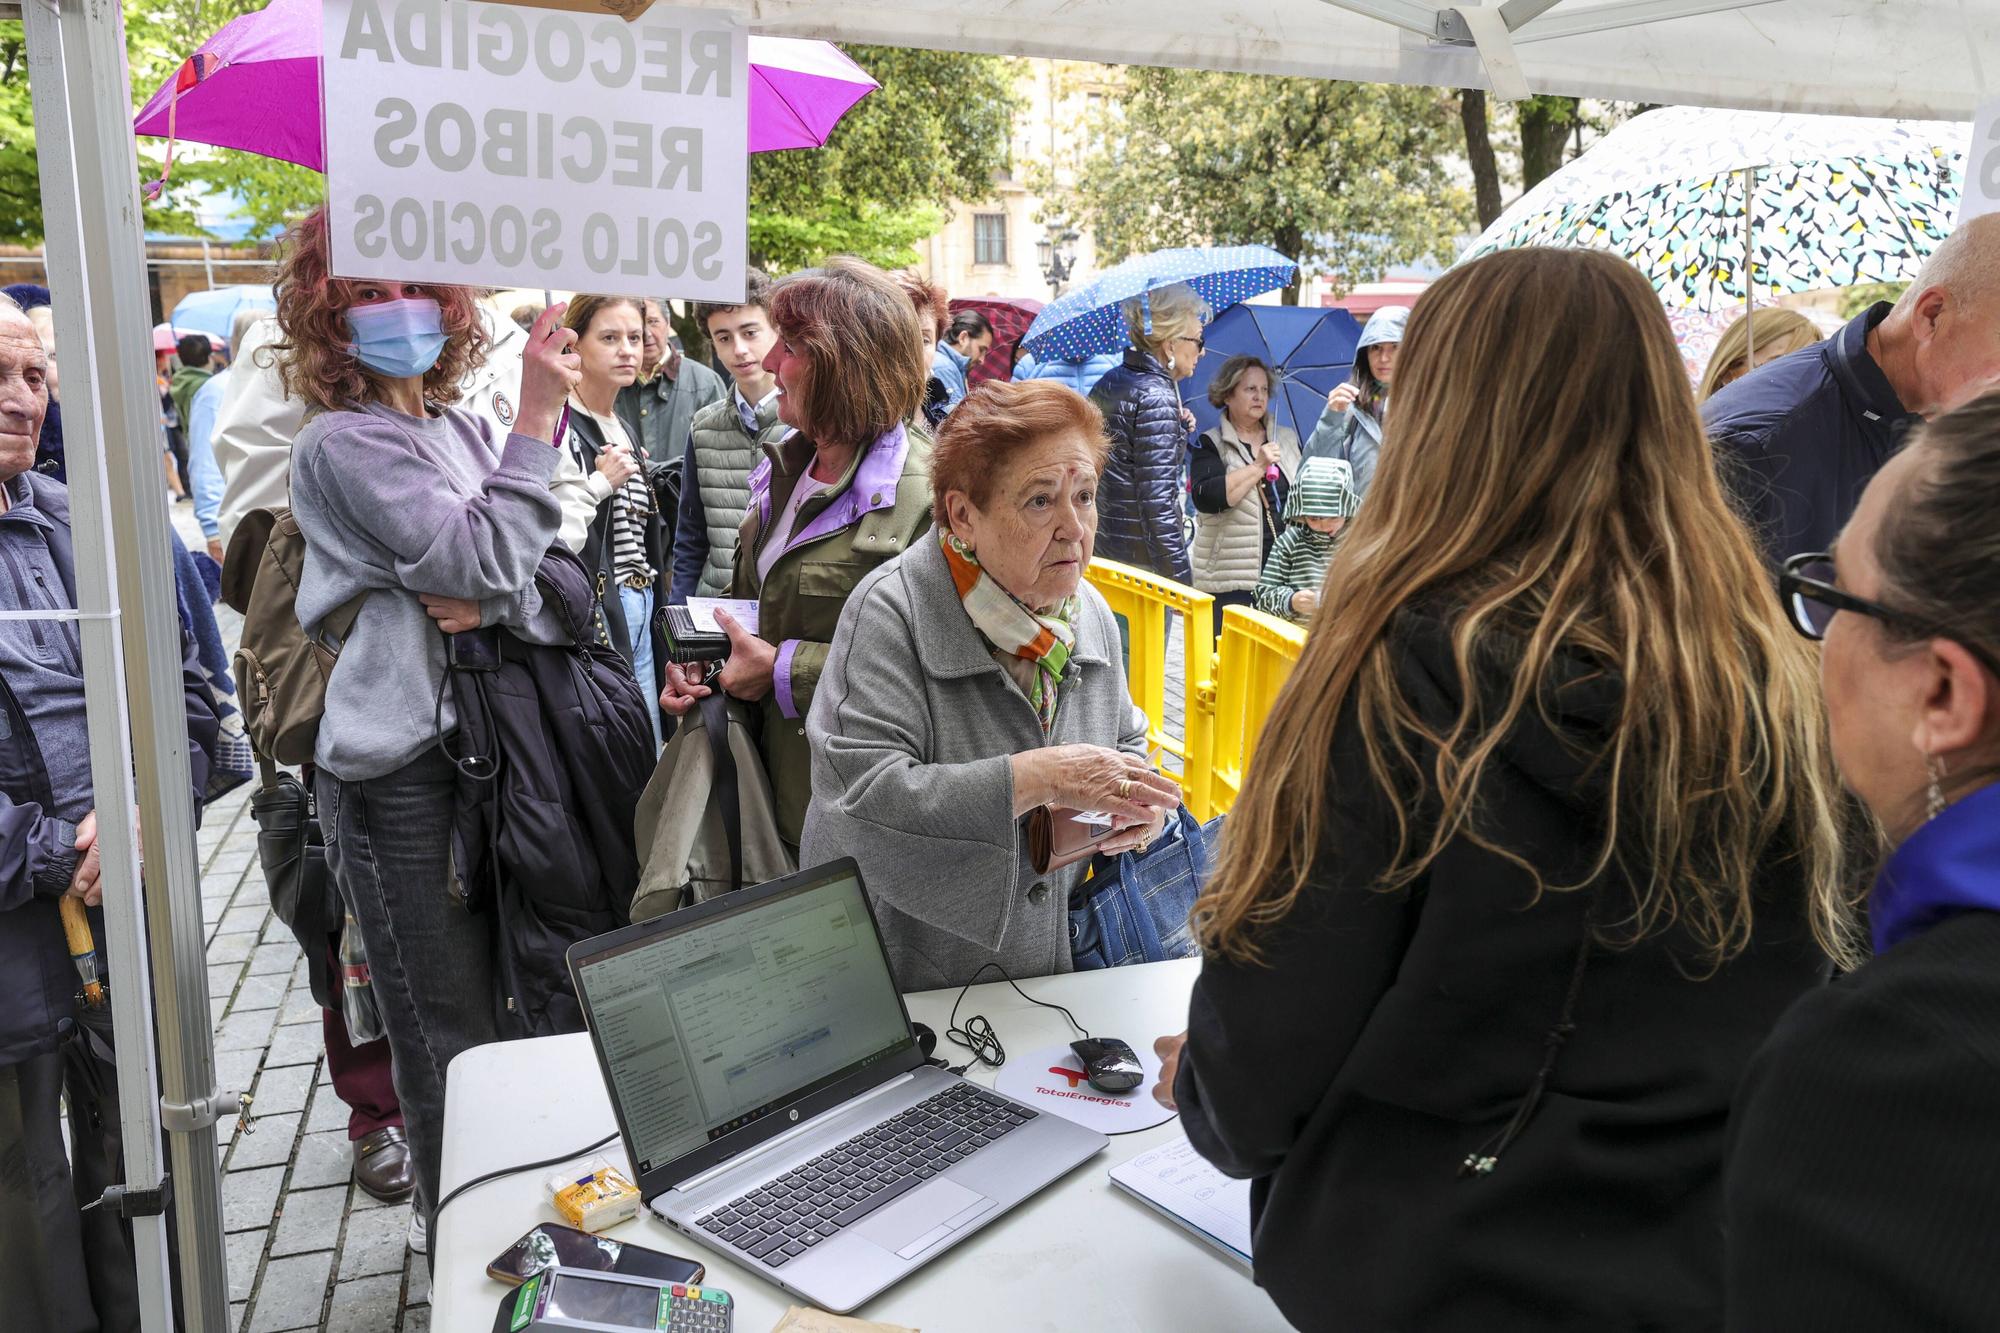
[345,297,447,379]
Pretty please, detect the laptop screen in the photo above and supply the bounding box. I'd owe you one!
[574,868,915,1177]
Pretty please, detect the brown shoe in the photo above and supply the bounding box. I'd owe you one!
[352,1126,414,1203]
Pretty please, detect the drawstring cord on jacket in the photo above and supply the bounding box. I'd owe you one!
[1458,894,1602,1179]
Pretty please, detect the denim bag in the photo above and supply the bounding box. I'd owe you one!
[1068,808,1225,969]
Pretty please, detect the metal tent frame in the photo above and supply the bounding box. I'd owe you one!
[13,0,1985,1329]
[20,0,232,1326]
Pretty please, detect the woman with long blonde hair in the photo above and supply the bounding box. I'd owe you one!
[1698,305,1823,399]
[1151,248,1862,1333]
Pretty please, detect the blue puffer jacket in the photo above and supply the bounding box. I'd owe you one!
[0,473,218,1066]
[1089,349,1192,583]
[1014,352,1119,398]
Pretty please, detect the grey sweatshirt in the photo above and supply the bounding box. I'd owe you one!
[290,401,566,781]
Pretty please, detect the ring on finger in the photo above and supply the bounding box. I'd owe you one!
[1117,778,1132,800]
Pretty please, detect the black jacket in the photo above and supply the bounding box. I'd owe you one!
[449,544,655,1038]
[0,473,217,1065]
[1089,348,1192,582]
[1702,302,1915,563]
[1726,910,2000,1331]
[1173,606,1827,1332]
[565,408,673,718]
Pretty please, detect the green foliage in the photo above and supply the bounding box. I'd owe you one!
[0,0,320,245]
[1840,281,1905,318]
[125,0,322,240]
[0,34,39,242]
[1048,68,1470,303]
[748,46,1019,272]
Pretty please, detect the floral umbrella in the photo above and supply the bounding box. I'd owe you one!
[1459,106,1965,313]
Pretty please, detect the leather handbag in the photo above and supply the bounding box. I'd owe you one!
[247,759,340,1008]
[1068,808,1225,970]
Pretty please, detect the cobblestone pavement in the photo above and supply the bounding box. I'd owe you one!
[200,778,431,1333]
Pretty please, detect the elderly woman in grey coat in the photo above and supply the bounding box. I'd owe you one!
[802,379,1181,990]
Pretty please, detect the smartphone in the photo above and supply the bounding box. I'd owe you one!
[446,627,503,673]
[487,1223,703,1288]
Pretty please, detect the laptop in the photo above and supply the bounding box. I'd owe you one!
[567,859,1108,1314]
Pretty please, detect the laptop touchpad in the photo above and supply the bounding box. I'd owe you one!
[854,1180,989,1258]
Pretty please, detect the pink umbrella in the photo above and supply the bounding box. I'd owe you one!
[134,0,878,174]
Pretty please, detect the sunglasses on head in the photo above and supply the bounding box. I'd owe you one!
[1779,552,2000,679]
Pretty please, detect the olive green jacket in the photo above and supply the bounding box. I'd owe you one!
[732,422,934,844]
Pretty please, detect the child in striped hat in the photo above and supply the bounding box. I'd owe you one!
[1256,455,1359,623]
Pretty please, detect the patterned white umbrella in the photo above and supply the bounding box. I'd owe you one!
[1459,107,1966,313]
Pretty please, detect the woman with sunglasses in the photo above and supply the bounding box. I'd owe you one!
[1728,392,2000,1331]
[1088,282,1210,583]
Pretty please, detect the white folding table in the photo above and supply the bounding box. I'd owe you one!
[431,957,1290,1330]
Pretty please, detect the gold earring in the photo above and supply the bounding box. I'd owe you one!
[1925,753,1948,822]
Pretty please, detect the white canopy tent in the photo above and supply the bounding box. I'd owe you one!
[12,0,1994,1328]
[747,0,1999,115]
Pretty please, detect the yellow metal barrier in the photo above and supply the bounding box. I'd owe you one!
[1208,605,1310,816]
[1084,559,1214,815]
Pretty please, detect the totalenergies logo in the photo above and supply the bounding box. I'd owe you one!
[1048,1064,1092,1089]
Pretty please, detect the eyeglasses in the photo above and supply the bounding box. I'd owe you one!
[1779,552,2000,678]
[1176,334,1205,354]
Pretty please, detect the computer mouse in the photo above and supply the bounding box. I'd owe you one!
[1070,1037,1144,1094]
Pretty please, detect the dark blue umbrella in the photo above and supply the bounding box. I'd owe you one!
[1020,245,1296,361]
[1184,303,1364,442]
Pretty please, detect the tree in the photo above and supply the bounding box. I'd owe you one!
[1459,90,1504,229]
[1048,69,1470,304]
[747,46,1019,273]
[0,0,322,245]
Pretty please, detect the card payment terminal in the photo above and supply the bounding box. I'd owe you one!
[496,1267,733,1333]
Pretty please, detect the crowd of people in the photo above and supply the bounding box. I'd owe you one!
[3,194,1999,1332]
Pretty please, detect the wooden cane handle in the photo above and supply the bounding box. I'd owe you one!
[58,894,105,1006]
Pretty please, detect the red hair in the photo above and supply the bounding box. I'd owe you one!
[268,206,490,414]
[932,379,1109,507]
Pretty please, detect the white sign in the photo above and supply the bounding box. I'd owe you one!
[322,0,748,299]
[1959,96,2000,225]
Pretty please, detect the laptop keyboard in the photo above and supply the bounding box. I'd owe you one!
[693,1083,1036,1268]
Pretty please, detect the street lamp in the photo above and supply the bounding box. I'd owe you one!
[1037,228,1080,298]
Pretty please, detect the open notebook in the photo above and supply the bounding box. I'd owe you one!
[1108,1135,1252,1269]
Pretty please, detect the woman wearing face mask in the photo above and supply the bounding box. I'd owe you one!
[1304,304,1404,496]
[562,295,670,748]
[1088,282,1211,584]
[273,207,581,1243]
[1726,394,2000,1331]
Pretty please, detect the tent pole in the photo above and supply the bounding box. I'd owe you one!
[24,2,231,1330]
[1742,165,1756,361]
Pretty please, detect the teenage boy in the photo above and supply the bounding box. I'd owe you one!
[672,269,787,602]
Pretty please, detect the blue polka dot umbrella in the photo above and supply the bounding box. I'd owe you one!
[1020,245,1298,361]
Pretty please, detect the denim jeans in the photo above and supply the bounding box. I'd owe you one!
[619,581,662,750]
[317,746,497,1230]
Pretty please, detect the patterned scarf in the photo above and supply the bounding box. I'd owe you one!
[940,531,1078,734]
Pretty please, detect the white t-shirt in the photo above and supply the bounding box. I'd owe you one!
[756,474,829,586]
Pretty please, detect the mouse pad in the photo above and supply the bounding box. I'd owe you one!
[993,1042,1179,1134]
